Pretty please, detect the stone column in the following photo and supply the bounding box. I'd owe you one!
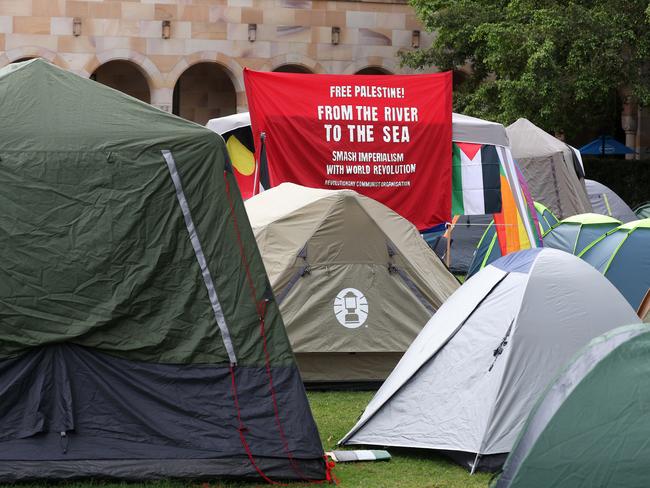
[621,88,638,160]
[151,87,174,114]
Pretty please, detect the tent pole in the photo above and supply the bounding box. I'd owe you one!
[470,452,481,475]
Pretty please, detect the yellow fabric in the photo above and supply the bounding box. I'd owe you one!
[226,135,255,176]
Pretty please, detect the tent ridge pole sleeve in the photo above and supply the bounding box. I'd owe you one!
[161,150,237,365]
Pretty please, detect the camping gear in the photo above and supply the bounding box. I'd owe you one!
[0,59,326,482]
[636,201,650,219]
[579,135,635,156]
[496,323,650,488]
[579,219,650,310]
[507,118,591,219]
[466,202,558,277]
[585,179,637,222]
[340,248,638,472]
[542,213,621,255]
[327,450,391,463]
[245,183,459,383]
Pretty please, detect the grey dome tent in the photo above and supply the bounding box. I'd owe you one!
[585,179,637,222]
[496,323,650,488]
[507,119,591,219]
[542,213,621,255]
[245,183,459,383]
[0,60,326,482]
[340,248,638,472]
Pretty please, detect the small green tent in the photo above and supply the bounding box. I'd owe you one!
[0,60,325,481]
[542,213,621,255]
[496,324,650,488]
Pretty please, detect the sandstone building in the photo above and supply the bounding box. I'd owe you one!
[0,0,432,124]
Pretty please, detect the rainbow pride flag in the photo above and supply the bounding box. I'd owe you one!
[493,162,542,255]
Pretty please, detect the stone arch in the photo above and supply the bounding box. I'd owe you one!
[0,46,68,70]
[172,61,238,125]
[263,54,326,74]
[355,66,393,75]
[168,52,245,113]
[90,60,152,103]
[83,49,161,87]
[343,57,401,75]
[273,64,313,74]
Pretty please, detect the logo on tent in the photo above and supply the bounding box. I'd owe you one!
[333,288,368,328]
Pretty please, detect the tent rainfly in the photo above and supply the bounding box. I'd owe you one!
[506,118,591,219]
[636,202,650,219]
[340,248,638,472]
[466,202,558,278]
[579,219,650,310]
[496,324,650,488]
[542,213,621,255]
[585,179,637,223]
[0,59,326,481]
[245,183,459,383]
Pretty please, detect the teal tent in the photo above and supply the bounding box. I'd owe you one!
[542,213,621,255]
[496,324,650,488]
[579,219,650,310]
[467,202,558,277]
[636,201,650,219]
[0,59,325,482]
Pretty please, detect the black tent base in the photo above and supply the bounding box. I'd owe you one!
[443,450,508,473]
[0,457,327,482]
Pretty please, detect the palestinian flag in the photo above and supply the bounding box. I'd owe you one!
[452,142,502,215]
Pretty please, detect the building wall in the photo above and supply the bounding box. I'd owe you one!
[0,0,433,121]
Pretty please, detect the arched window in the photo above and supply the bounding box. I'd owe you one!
[172,62,236,125]
[91,60,151,103]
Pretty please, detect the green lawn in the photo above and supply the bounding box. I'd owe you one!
[13,391,491,488]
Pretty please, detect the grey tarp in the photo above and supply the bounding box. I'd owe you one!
[507,119,591,219]
[340,249,638,471]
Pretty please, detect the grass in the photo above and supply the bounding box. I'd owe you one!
[12,391,491,488]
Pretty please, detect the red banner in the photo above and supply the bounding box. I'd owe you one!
[244,69,452,229]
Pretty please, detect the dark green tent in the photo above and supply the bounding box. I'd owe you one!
[0,60,325,481]
[496,323,650,488]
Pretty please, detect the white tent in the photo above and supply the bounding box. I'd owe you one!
[340,248,638,472]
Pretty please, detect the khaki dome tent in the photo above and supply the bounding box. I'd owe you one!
[507,119,591,219]
[245,183,459,383]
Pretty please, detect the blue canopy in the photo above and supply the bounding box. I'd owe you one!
[579,136,635,156]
